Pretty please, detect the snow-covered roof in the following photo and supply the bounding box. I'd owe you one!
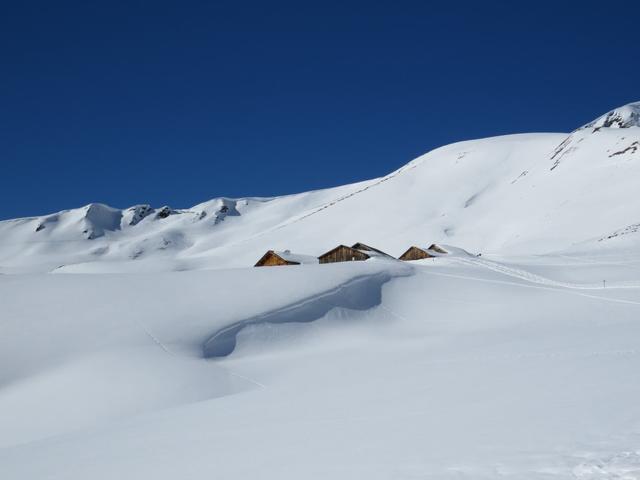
[354,249,385,259]
[350,243,392,258]
[413,244,475,257]
[274,250,318,264]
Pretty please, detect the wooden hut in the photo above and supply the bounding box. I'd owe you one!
[398,246,436,261]
[318,242,391,264]
[318,245,371,264]
[398,243,449,261]
[254,250,318,267]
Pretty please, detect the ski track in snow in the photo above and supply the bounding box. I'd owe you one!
[452,255,640,290]
[218,161,421,250]
[134,319,176,356]
[419,268,640,308]
[132,302,271,390]
[271,162,420,229]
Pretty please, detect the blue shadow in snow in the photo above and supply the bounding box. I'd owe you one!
[203,272,393,358]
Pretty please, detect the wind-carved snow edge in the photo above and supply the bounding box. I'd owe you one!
[203,266,412,358]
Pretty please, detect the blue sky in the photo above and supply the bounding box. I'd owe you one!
[2,1,639,219]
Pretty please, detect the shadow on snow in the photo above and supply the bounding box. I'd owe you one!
[203,272,395,358]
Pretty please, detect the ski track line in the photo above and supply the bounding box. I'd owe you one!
[273,162,419,229]
[217,163,421,250]
[417,269,640,307]
[132,319,176,356]
[452,256,640,290]
[379,304,413,323]
[228,371,267,389]
[133,316,269,390]
[553,253,640,271]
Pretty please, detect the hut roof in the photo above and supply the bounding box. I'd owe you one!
[427,244,449,255]
[254,249,318,267]
[398,245,435,260]
[412,244,449,255]
[398,244,450,261]
[319,244,371,259]
[350,242,392,257]
[274,250,318,264]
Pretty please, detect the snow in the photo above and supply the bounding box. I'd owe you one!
[3,255,640,478]
[2,102,640,478]
[273,250,319,264]
[354,248,390,258]
[3,122,640,274]
[581,101,640,130]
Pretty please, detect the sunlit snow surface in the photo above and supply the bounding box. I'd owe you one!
[2,103,640,478]
[2,254,640,479]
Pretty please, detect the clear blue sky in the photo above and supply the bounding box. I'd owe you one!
[2,1,639,219]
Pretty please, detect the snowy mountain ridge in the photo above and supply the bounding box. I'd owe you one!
[580,101,640,130]
[2,101,640,273]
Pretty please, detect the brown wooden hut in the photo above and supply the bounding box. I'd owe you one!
[254,250,318,267]
[318,242,392,264]
[398,246,436,261]
[398,243,449,261]
[318,245,371,264]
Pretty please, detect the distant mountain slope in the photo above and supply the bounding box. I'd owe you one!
[2,102,640,273]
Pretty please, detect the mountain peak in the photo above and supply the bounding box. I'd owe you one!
[580,101,640,131]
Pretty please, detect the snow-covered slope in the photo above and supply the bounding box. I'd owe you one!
[2,102,640,273]
[3,102,640,479]
[3,250,640,479]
